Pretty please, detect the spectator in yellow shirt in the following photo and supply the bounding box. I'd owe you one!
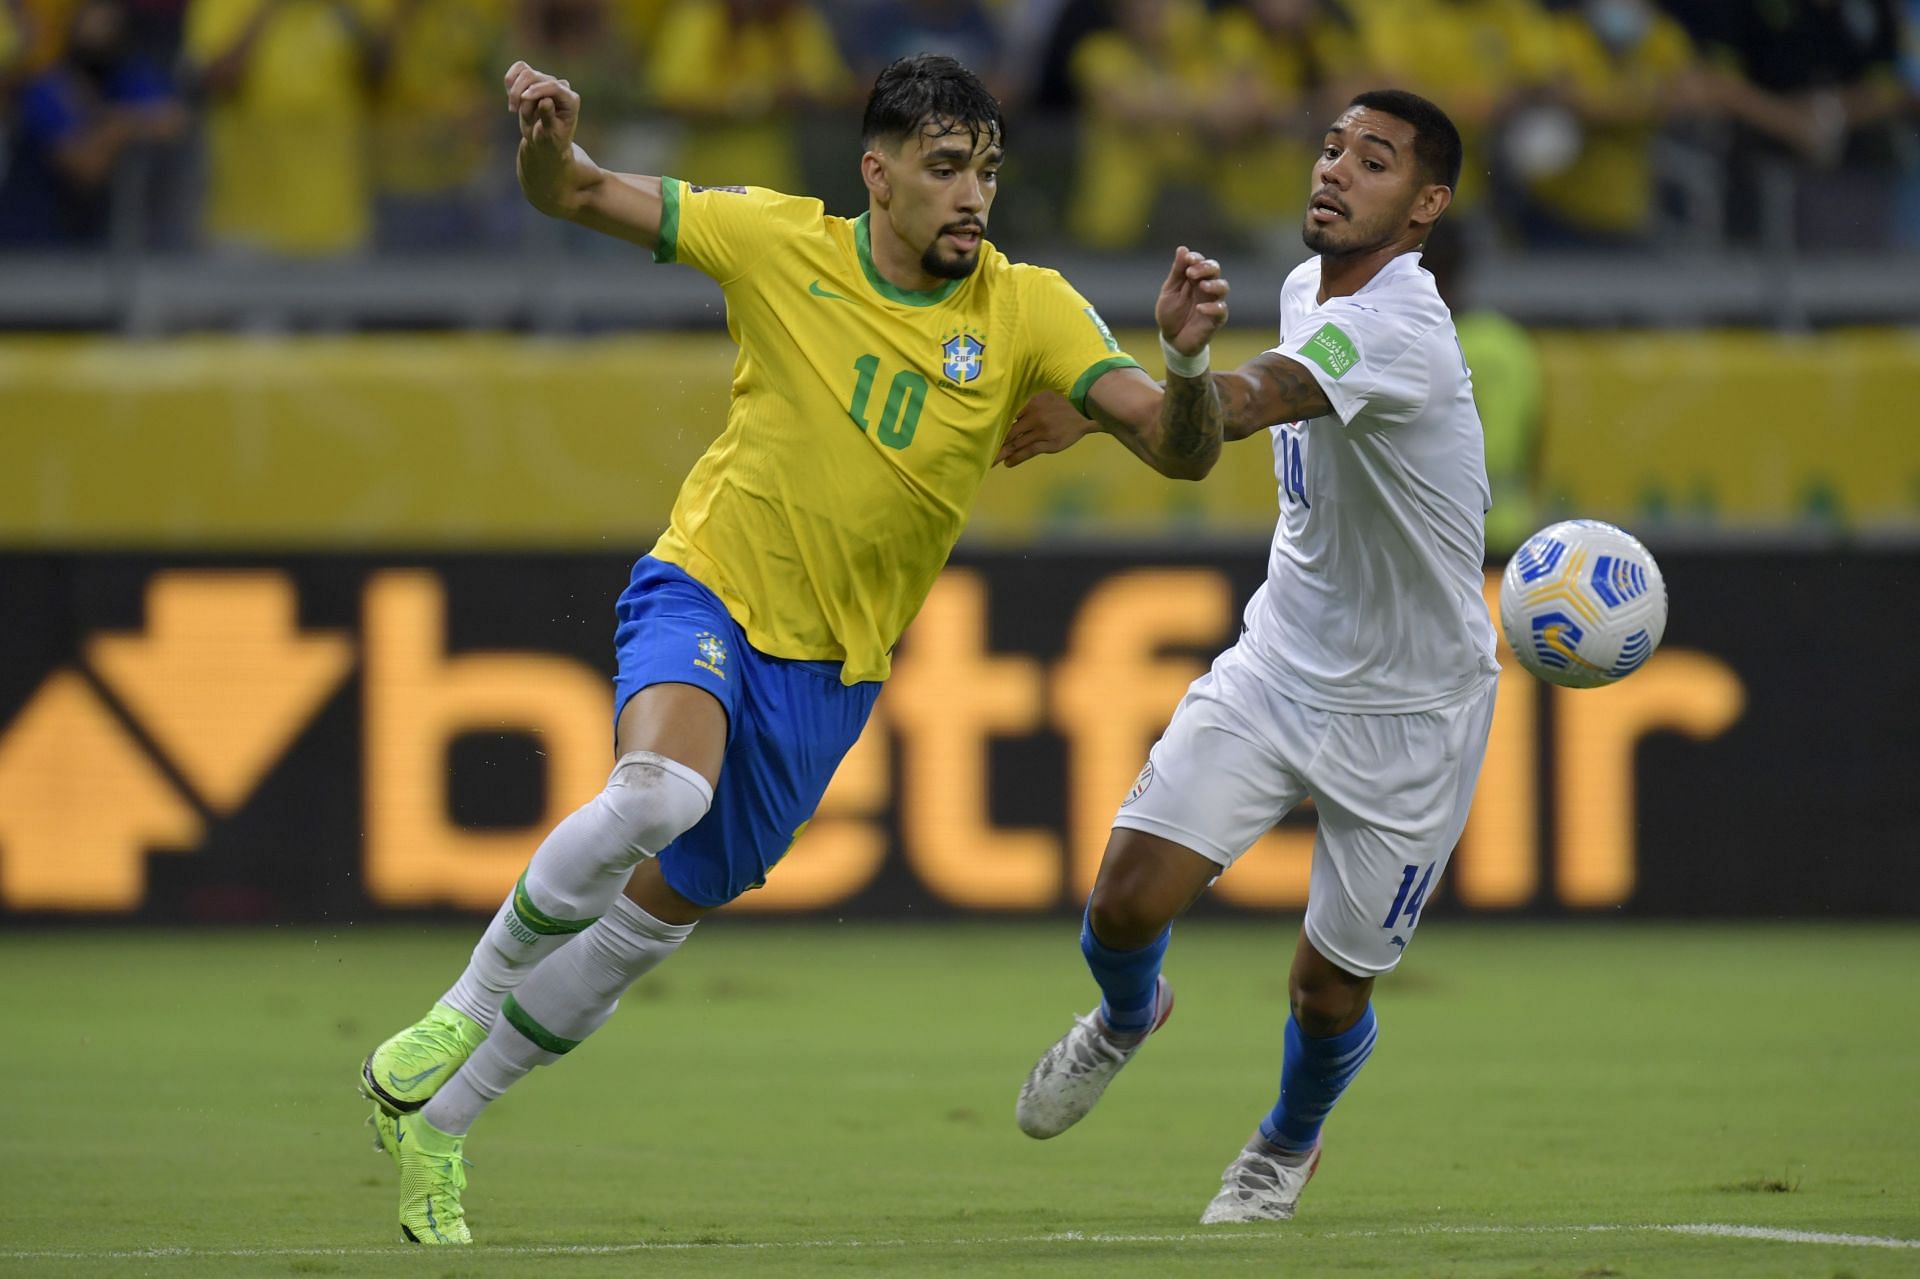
[1210,0,1370,243]
[1521,0,1705,243]
[1067,0,1302,251]
[1,0,22,79]
[1355,0,1558,214]
[374,0,509,249]
[185,0,386,255]
[647,0,854,194]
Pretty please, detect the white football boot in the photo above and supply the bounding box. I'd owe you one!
[1199,1134,1321,1223]
[1015,974,1173,1139]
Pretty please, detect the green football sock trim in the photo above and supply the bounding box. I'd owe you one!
[502,995,581,1055]
[511,872,596,936]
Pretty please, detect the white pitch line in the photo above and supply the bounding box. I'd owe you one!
[1661,1223,1920,1249]
[2,1222,1915,1262]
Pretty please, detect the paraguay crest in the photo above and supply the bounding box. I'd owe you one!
[940,329,986,384]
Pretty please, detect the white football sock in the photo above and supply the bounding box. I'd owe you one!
[442,751,710,1029]
[424,896,695,1135]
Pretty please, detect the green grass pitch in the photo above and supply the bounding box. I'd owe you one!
[2,921,1915,1277]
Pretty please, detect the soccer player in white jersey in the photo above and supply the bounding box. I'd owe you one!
[997,89,1495,1223]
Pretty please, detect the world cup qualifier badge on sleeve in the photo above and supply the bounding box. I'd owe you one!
[1302,322,1359,380]
[1083,306,1120,352]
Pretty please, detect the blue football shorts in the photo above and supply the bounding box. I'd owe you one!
[612,555,882,908]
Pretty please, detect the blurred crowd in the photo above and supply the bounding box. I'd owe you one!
[0,0,1916,257]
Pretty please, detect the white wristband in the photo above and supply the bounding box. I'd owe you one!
[1160,333,1210,379]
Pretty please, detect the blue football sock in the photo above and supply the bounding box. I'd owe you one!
[1258,1005,1379,1157]
[1079,902,1169,1037]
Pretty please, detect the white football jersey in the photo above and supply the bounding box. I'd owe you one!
[1238,251,1498,712]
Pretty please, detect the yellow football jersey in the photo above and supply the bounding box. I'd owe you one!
[648,179,1139,683]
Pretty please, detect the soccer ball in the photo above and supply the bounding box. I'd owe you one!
[1499,520,1668,689]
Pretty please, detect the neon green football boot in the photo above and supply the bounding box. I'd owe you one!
[359,1002,486,1116]
[394,1111,473,1245]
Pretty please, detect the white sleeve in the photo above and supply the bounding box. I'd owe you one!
[1278,298,1428,429]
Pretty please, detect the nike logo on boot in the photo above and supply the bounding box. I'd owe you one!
[388,1063,446,1091]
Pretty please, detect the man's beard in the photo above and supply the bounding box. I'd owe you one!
[1302,213,1371,255]
[921,225,985,280]
[1302,205,1404,258]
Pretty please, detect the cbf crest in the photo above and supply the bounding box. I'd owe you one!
[694,630,728,679]
[940,330,986,384]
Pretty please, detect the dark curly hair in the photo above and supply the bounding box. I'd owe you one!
[862,54,1005,154]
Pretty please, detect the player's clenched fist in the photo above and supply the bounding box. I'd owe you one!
[504,60,579,151]
[505,60,591,218]
[1155,246,1230,359]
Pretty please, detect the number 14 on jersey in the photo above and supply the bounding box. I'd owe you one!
[1278,426,1310,508]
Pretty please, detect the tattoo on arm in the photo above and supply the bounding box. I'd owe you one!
[1156,372,1225,478]
[1221,353,1335,440]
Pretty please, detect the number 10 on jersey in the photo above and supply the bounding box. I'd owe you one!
[848,355,925,450]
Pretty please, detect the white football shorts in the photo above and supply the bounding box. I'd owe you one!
[1111,642,1497,977]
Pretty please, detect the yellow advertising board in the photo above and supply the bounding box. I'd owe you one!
[1,330,1913,545]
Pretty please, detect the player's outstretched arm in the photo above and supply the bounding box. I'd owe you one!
[998,367,1222,476]
[505,60,666,250]
[1210,352,1336,441]
[997,248,1233,478]
[999,354,1338,472]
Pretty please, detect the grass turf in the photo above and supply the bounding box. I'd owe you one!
[1,921,1915,1276]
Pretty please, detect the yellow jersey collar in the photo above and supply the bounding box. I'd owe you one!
[853,213,964,307]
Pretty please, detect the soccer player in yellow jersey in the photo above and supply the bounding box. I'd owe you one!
[355,52,1233,1244]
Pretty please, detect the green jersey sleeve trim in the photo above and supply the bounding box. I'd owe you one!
[652,177,682,265]
[854,213,962,306]
[1068,354,1142,417]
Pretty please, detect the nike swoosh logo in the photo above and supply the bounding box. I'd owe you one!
[388,1063,446,1091]
[808,280,852,303]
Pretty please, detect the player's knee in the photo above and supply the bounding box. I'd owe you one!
[599,751,713,863]
[1289,978,1368,1038]
[1087,884,1173,952]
